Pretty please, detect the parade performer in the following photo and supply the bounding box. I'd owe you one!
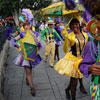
[79,18,100,100]
[11,21,24,52]
[12,21,24,37]
[62,0,100,100]
[41,20,63,68]
[5,22,13,40]
[54,18,88,100]
[12,21,42,96]
[81,22,90,37]
[54,21,63,61]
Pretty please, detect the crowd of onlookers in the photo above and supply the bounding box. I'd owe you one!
[0,18,15,27]
[37,21,64,32]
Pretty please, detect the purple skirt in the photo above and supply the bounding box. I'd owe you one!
[14,52,42,68]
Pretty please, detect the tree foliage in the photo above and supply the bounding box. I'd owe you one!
[0,0,52,17]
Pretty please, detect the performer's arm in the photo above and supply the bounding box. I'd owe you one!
[33,31,40,42]
[11,34,21,48]
[54,30,62,41]
[41,30,46,41]
[62,26,71,53]
[79,42,97,78]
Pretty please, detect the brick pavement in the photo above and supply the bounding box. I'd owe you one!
[4,41,91,100]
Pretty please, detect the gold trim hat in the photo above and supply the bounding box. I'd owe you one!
[47,20,54,25]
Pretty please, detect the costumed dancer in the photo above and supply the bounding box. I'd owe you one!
[12,20,24,38]
[81,22,90,37]
[41,20,63,68]
[78,0,100,99]
[63,0,100,99]
[54,18,88,100]
[12,21,25,52]
[79,19,100,100]
[54,21,63,61]
[12,21,42,96]
[12,8,42,96]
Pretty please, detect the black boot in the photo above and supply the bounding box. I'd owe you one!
[80,86,87,94]
[31,88,36,96]
[79,79,87,94]
[65,88,71,99]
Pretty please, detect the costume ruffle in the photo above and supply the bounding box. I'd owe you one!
[14,52,42,67]
[54,52,84,78]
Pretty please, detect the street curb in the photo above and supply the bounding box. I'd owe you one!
[0,40,10,100]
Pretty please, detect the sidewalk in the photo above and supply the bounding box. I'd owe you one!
[4,41,91,100]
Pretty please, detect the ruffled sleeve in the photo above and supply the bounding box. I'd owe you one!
[19,32,25,38]
[32,31,39,37]
[79,41,97,78]
[68,32,75,47]
[62,27,69,53]
[62,29,75,53]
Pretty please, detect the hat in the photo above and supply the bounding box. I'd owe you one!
[47,20,54,25]
[55,21,60,25]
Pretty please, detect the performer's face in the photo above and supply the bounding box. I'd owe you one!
[56,23,60,27]
[24,24,31,30]
[82,26,87,32]
[19,22,23,27]
[48,24,53,28]
[71,22,80,33]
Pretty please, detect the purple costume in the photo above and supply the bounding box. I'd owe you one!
[54,26,63,45]
[6,27,13,40]
[12,31,42,68]
[79,40,98,78]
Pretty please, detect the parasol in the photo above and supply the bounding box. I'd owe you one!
[41,2,84,17]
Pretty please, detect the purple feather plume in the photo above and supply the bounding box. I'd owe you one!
[22,9,36,26]
[64,0,76,10]
[82,10,91,22]
[55,18,61,23]
[79,0,100,16]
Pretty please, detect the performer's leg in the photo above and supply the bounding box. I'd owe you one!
[24,67,36,96]
[44,43,51,62]
[49,42,55,67]
[56,45,60,61]
[65,77,72,99]
[79,78,87,94]
[70,78,78,100]
[55,44,57,60]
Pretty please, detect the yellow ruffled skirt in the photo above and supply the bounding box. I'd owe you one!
[54,52,84,78]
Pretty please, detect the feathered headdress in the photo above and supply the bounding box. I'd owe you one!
[64,0,100,20]
[64,0,76,10]
[19,9,36,26]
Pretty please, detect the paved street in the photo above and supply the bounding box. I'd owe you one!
[4,40,91,100]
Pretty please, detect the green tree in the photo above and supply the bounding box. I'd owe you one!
[0,0,52,24]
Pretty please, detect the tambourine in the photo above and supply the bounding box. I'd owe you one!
[86,20,100,40]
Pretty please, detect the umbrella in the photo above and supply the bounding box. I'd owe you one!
[41,2,81,17]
